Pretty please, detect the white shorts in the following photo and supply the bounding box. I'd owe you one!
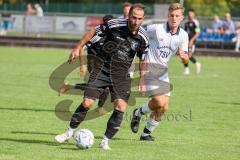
[145,72,171,97]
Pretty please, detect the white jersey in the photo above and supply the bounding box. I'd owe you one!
[146,23,188,68]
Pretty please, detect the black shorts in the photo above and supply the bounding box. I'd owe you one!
[84,76,131,102]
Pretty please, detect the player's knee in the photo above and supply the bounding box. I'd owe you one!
[150,97,166,109]
[114,99,127,112]
[82,98,95,108]
[160,104,168,113]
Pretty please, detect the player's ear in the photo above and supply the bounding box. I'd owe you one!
[181,15,184,21]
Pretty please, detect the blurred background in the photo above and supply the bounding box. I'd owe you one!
[0,0,240,51]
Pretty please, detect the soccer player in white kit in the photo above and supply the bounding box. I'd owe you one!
[130,3,189,141]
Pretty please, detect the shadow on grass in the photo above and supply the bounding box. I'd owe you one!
[0,107,54,112]
[11,131,57,136]
[60,147,84,150]
[215,102,240,106]
[94,136,134,141]
[0,137,69,146]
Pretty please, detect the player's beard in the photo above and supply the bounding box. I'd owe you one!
[128,22,140,34]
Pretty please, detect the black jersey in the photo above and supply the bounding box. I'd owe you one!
[184,19,200,40]
[86,24,108,56]
[88,18,149,82]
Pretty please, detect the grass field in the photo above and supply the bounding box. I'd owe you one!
[0,46,240,160]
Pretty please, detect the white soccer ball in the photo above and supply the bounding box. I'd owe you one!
[74,129,94,149]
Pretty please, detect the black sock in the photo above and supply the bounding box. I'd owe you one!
[69,103,89,129]
[104,109,124,139]
[139,108,145,115]
[98,88,109,108]
[190,57,197,63]
[74,83,87,90]
[184,63,189,67]
[143,127,151,135]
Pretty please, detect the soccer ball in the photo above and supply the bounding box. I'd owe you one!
[74,129,94,149]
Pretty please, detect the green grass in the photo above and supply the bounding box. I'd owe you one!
[0,46,240,160]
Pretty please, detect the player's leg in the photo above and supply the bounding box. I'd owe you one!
[131,72,171,134]
[183,62,190,75]
[96,88,110,114]
[55,97,95,143]
[190,45,201,74]
[55,79,105,143]
[183,47,192,75]
[100,99,127,150]
[235,38,240,52]
[139,95,169,141]
[100,80,130,150]
[58,55,104,95]
[58,83,87,96]
[131,95,169,138]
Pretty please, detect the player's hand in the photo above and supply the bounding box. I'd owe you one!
[178,48,186,59]
[80,65,87,76]
[68,48,80,63]
[178,48,189,64]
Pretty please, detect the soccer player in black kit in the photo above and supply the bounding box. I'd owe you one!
[183,8,201,75]
[58,15,115,115]
[55,3,149,150]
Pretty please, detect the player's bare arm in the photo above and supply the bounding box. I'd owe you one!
[189,31,200,47]
[68,29,96,63]
[79,47,87,76]
[139,59,148,96]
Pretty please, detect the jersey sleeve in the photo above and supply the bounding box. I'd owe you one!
[137,45,149,60]
[146,24,157,32]
[95,23,107,34]
[137,27,149,60]
[194,19,201,33]
[179,31,189,54]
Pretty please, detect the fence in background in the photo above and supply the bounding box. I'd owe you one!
[0,3,154,15]
[0,14,103,36]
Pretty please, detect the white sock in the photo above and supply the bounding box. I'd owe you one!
[102,135,109,142]
[135,103,151,117]
[141,117,160,137]
[67,127,74,137]
[72,83,77,89]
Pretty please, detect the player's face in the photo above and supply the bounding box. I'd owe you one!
[188,11,195,21]
[128,9,144,33]
[168,9,183,29]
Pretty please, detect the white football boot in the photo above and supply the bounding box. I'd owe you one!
[184,67,190,75]
[99,139,111,150]
[55,129,73,143]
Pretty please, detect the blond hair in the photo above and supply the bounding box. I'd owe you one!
[168,3,184,14]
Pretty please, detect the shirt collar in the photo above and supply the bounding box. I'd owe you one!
[166,22,180,35]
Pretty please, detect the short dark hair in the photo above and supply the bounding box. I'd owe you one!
[128,3,145,16]
[103,15,114,23]
[188,8,195,12]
